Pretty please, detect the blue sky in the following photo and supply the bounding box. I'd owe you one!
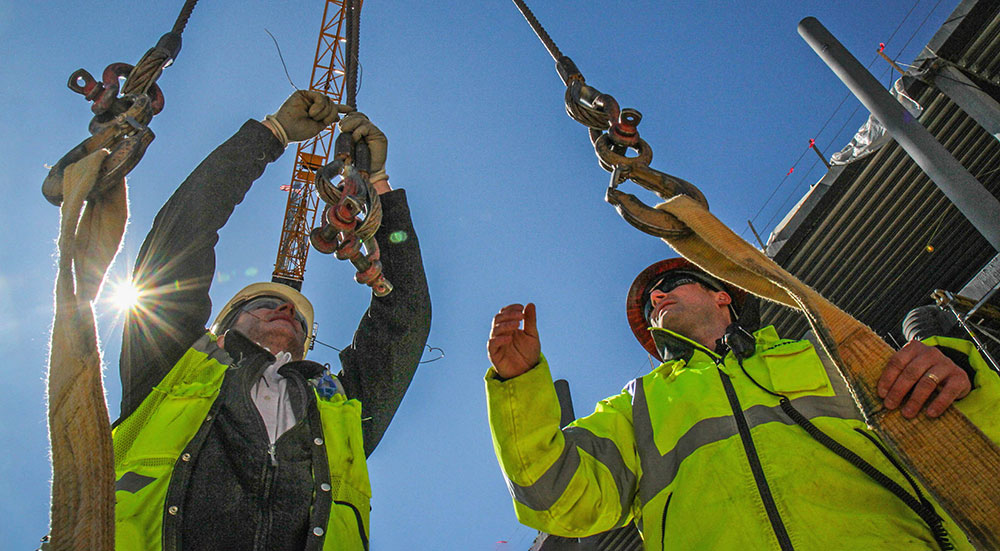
[1,1,954,548]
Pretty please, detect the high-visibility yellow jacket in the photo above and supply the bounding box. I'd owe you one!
[486,327,999,550]
[113,333,372,551]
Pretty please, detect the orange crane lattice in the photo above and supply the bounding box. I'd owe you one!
[272,0,362,290]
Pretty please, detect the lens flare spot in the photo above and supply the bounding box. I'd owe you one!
[217,272,231,283]
[110,280,141,311]
[389,230,408,244]
[245,267,259,277]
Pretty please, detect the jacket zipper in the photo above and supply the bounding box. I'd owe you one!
[267,444,278,467]
[255,444,277,551]
[718,367,794,550]
[244,365,278,551]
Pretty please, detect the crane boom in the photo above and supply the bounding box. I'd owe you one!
[272,0,362,290]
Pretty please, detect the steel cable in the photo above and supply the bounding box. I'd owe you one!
[511,0,563,62]
[122,0,200,98]
[172,0,198,34]
[345,0,361,108]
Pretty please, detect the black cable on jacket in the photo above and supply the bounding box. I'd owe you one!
[778,400,953,551]
[732,354,954,551]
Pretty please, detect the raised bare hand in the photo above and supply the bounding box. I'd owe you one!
[488,303,541,379]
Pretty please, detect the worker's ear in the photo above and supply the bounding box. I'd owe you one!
[716,291,732,308]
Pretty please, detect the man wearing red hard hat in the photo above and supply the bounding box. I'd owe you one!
[486,258,998,550]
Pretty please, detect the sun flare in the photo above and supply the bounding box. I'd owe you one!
[110,280,142,311]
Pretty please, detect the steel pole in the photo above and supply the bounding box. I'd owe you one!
[798,17,1000,251]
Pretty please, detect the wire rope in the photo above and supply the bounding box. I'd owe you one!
[743,0,938,239]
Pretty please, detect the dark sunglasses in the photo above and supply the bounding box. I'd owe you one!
[641,275,702,322]
[241,296,308,333]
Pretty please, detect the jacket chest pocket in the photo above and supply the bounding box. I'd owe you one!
[121,380,220,465]
[758,340,832,396]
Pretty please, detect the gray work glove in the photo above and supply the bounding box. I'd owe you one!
[267,91,353,146]
[339,112,388,182]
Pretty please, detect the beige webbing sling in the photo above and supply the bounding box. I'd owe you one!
[42,6,198,549]
[48,149,121,551]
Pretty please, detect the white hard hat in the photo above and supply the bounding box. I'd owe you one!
[211,282,315,358]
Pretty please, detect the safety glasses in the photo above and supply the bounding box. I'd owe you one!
[642,274,702,322]
[241,296,309,333]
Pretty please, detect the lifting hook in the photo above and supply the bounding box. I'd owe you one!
[310,134,392,296]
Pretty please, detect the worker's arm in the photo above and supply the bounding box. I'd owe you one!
[337,186,431,457]
[486,303,638,536]
[485,357,639,536]
[335,112,431,457]
[118,91,350,421]
[118,120,283,420]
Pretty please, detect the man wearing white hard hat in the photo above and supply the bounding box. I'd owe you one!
[111,91,430,550]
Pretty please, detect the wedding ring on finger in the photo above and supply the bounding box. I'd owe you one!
[924,371,943,385]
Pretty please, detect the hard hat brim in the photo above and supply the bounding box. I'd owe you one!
[626,258,746,361]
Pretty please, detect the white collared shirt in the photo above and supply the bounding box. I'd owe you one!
[250,351,297,444]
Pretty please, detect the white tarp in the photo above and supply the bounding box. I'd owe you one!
[829,78,924,165]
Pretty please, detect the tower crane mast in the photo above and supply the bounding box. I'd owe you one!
[272,0,361,291]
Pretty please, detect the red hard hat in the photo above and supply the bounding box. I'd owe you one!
[626,258,746,360]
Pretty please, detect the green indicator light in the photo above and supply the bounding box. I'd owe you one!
[389,230,408,244]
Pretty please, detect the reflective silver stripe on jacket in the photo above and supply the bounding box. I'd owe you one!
[632,375,863,505]
[115,471,157,494]
[507,425,637,527]
[191,333,233,365]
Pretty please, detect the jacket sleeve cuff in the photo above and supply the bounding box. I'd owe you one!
[245,119,286,162]
[920,336,981,387]
[485,355,551,387]
[485,355,565,476]
[921,336,1000,446]
[377,188,409,217]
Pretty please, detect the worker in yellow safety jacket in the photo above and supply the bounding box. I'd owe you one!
[111,91,431,551]
[486,258,998,550]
